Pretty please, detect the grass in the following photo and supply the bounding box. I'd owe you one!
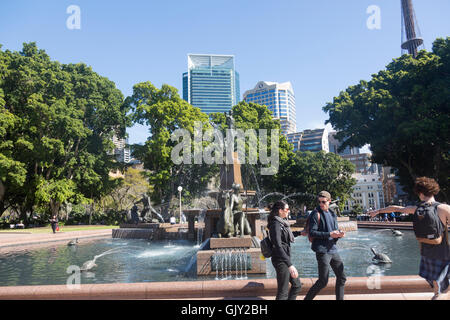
[0,225,119,234]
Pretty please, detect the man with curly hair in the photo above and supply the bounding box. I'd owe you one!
[369,177,450,300]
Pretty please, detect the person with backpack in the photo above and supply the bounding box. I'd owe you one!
[303,191,346,300]
[369,177,450,300]
[267,200,302,300]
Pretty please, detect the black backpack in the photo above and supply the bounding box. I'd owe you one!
[413,202,443,244]
[260,235,273,258]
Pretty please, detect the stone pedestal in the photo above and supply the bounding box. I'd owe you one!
[196,236,266,276]
[197,248,266,276]
[210,236,253,249]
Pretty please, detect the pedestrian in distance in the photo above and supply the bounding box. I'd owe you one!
[50,214,58,234]
[369,177,450,300]
[268,200,302,300]
[304,191,347,300]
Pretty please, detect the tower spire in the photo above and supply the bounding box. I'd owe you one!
[401,0,424,58]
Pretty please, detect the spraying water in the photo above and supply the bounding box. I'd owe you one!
[80,246,144,272]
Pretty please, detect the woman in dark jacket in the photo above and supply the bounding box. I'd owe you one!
[268,200,302,300]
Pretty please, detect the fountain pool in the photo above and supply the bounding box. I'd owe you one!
[0,229,421,286]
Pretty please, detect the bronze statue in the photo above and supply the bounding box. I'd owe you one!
[230,183,251,237]
[216,190,235,238]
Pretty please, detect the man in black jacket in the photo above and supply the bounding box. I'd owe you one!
[304,191,347,300]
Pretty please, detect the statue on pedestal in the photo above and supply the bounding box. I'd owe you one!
[217,190,235,238]
[230,183,251,237]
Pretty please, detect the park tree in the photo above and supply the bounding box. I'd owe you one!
[0,42,130,224]
[277,151,356,212]
[209,101,294,203]
[128,82,218,212]
[97,166,152,213]
[323,37,450,202]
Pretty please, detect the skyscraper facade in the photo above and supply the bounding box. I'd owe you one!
[298,128,329,153]
[243,81,296,135]
[183,54,240,114]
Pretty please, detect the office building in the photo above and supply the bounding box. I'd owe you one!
[112,136,131,163]
[299,128,329,153]
[286,132,303,152]
[183,54,240,114]
[243,81,296,135]
[328,131,360,156]
[345,173,385,212]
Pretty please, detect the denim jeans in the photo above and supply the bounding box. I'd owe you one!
[272,260,302,300]
[304,252,347,300]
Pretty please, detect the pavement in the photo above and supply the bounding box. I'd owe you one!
[0,228,113,250]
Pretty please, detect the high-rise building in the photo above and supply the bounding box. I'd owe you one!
[286,128,329,153]
[183,54,240,114]
[328,131,360,156]
[341,153,380,175]
[344,173,385,212]
[112,136,131,163]
[299,128,329,153]
[243,81,296,135]
[286,132,303,152]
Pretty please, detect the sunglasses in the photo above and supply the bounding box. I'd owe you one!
[318,200,328,204]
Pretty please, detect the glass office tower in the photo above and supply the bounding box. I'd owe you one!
[183,54,240,114]
[243,81,297,135]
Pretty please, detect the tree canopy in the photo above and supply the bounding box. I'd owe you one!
[323,37,450,202]
[0,42,130,224]
[127,82,218,207]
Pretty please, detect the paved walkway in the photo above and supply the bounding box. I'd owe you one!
[0,228,113,250]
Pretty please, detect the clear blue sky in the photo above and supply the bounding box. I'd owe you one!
[1,0,449,145]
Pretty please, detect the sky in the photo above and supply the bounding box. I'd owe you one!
[1,0,449,146]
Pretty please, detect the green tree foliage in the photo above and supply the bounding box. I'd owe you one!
[210,101,293,197]
[323,38,450,201]
[277,151,356,211]
[97,167,151,213]
[128,82,218,207]
[0,43,130,224]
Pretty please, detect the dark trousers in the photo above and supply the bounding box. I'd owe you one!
[51,223,57,233]
[272,260,302,300]
[304,252,347,300]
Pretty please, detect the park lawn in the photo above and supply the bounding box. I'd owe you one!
[1,225,119,234]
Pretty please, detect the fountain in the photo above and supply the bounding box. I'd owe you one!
[186,111,267,277]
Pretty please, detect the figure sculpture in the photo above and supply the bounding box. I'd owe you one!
[217,190,235,238]
[230,183,251,237]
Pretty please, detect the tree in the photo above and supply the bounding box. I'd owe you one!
[210,101,294,200]
[128,82,218,210]
[0,42,130,224]
[98,166,151,213]
[323,38,450,202]
[277,151,356,211]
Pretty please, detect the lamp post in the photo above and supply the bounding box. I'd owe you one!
[177,186,183,224]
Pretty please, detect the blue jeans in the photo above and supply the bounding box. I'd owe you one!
[304,252,347,300]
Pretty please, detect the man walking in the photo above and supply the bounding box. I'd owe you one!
[304,191,346,300]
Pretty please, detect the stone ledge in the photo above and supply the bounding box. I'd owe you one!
[209,236,253,249]
[0,275,433,300]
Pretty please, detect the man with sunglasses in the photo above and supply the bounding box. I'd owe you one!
[304,191,347,300]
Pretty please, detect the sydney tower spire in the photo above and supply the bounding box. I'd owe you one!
[401,0,424,58]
